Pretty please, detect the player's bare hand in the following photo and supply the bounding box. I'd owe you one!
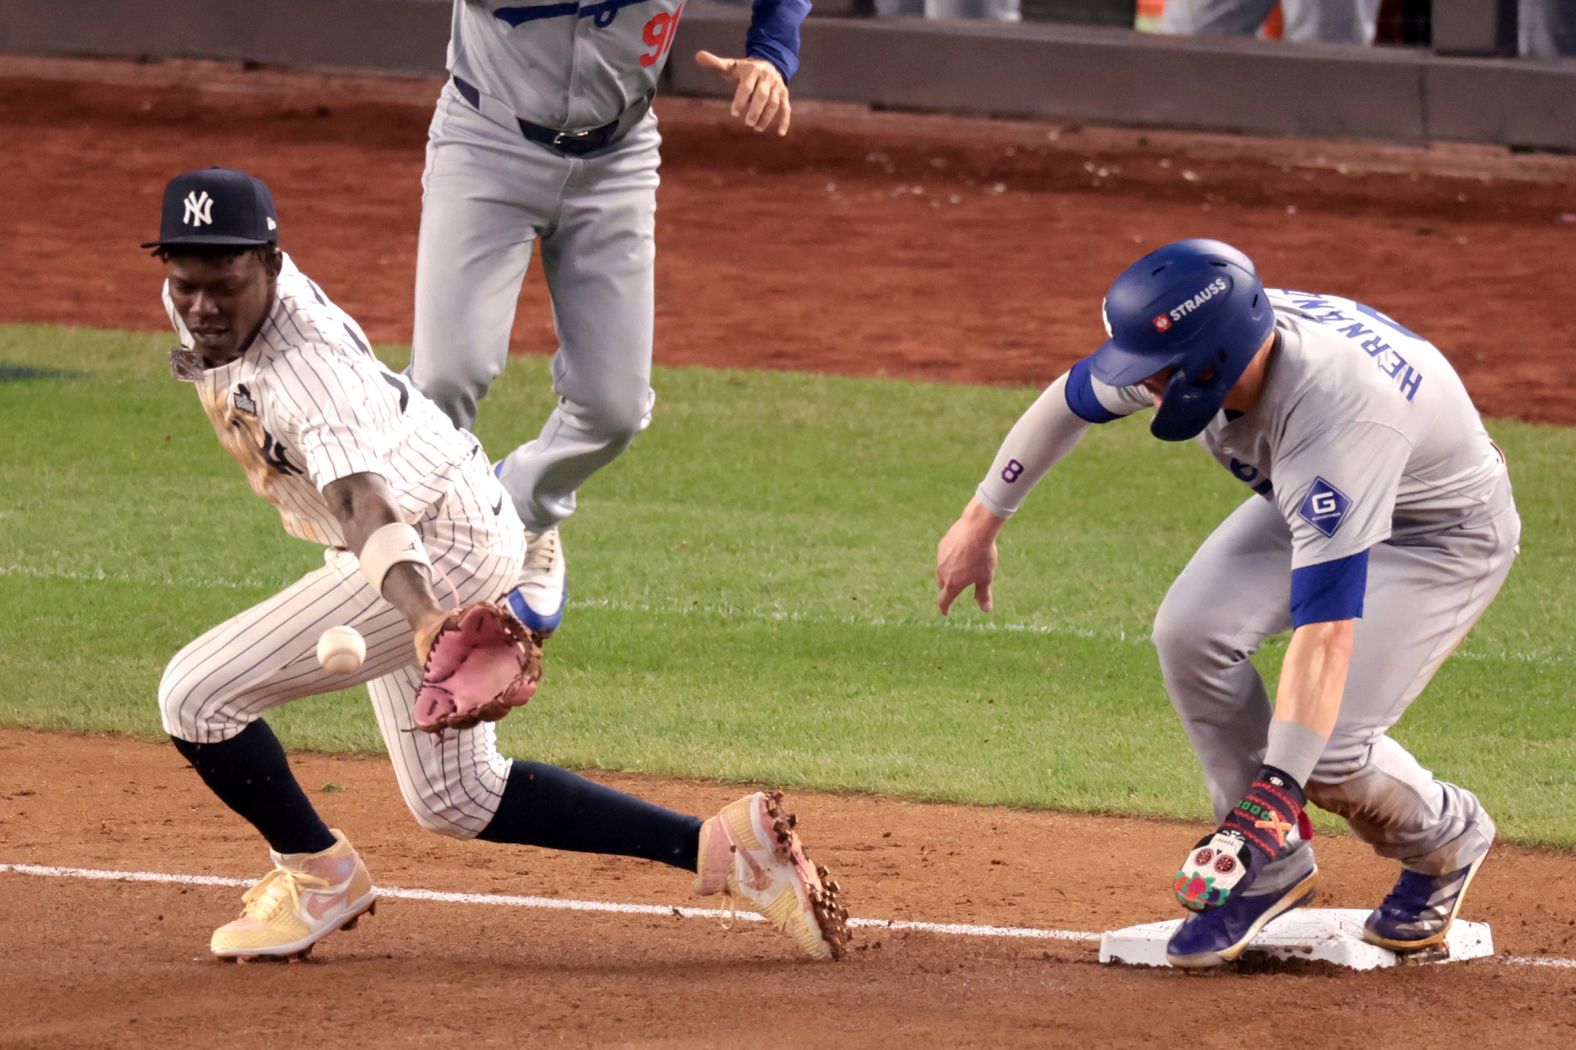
[936,499,1006,615]
[695,51,791,136]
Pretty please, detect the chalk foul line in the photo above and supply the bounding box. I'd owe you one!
[7,860,1576,969]
[0,861,1095,944]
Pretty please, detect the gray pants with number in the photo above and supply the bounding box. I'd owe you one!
[1160,0,1380,44]
[1152,491,1519,892]
[410,81,660,531]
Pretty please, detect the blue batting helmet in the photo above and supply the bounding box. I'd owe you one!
[1088,239,1275,442]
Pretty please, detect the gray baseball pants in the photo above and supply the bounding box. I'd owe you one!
[1153,488,1519,892]
[410,80,660,531]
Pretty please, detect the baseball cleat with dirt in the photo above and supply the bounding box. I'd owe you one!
[1165,866,1318,969]
[1363,851,1488,951]
[695,790,850,960]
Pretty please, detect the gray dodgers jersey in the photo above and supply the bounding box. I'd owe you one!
[164,255,481,547]
[451,0,685,128]
[1087,289,1512,569]
[977,289,1511,572]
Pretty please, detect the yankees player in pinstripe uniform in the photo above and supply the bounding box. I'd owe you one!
[936,239,1518,968]
[149,167,847,962]
[409,0,810,637]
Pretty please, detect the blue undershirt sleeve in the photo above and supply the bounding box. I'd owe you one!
[746,0,811,81]
[1289,550,1369,627]
[1065,357,1123,424]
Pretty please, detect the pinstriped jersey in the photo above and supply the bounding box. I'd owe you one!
[164,254,482,547]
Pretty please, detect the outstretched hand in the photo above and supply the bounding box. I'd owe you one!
[936,499,1005,615]
[695,50,791,136]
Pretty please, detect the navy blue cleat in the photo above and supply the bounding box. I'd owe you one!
[1165,867,1318,969]
[506,526,567,636]
[1362,853,1488,952]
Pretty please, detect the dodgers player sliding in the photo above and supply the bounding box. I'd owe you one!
[936,239,1518,969]
[148,167,847,962]
[409,0,810,636]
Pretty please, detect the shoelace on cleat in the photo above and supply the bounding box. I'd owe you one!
[719,840,771,930]
[238,866,333,922]
[522,529,559,576]
[711,807,775,932]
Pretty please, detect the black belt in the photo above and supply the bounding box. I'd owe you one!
[451,75,651,158]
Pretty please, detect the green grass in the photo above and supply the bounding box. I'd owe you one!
[2,323,1573,845]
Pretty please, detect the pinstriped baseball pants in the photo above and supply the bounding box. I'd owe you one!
[158,462,526,839]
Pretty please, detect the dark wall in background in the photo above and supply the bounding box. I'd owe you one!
[1021,0,1138,27]
[2,0,1572,150]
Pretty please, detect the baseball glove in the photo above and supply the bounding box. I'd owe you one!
[413,601,543,736]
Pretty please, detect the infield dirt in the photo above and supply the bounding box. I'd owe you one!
[1,57,1573,1049]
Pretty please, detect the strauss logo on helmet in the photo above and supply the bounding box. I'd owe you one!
[1087,239,1275,442]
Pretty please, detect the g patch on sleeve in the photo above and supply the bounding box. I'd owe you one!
[1297,476,1353,538]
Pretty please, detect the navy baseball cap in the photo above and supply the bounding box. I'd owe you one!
[141,167,279,249]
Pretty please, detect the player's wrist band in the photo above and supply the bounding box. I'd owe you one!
[1263,721,1327,787]
[359,522,431,596]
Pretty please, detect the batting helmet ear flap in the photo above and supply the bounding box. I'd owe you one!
[1088,239,1275,441]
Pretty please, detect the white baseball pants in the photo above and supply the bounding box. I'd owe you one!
[159,459,526,838]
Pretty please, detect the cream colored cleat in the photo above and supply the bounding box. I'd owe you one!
[211,829,376,962]
[695,791,850,960]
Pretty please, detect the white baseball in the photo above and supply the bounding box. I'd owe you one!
[317,625,366,675]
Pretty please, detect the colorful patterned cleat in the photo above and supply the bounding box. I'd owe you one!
[694,791,850,961]
[211,829,376,961]
[1165,866,1318,969]
[1173,829,1255,911]
[1362,852,1488,952]
[506,526,567,636]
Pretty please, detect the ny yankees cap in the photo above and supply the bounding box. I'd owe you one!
[141,167,279,249]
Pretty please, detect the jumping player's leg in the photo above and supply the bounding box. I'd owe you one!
[492,119,661,531]
[1305,503,1521,874]
[408,85,550,431]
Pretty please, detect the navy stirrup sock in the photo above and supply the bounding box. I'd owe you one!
[477,760,702,872]
[170,721,336,856]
